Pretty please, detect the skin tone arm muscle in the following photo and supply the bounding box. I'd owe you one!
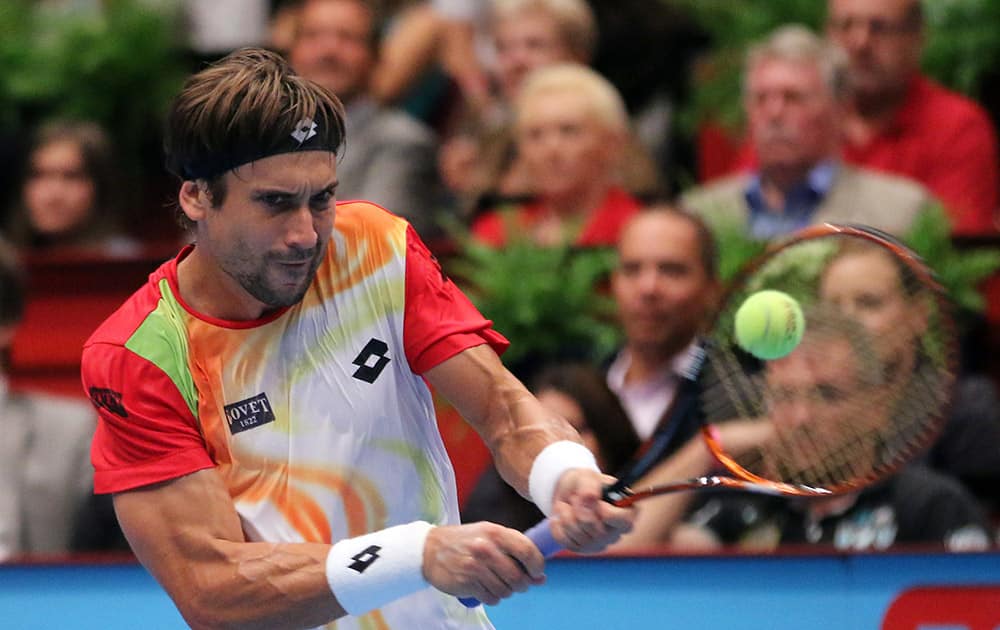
[425,344,634,551]
[113,469,341,630]
[425,344,581,495]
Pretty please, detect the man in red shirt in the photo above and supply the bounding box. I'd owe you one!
[720,0,999,235]
[826,0,999,235]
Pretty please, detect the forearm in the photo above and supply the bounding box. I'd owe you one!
[116,481,341,629]
[425,346,581,499]
[481,374,582,499]
[174,539,340,630]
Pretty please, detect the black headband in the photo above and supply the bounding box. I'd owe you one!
[179,117,341,180]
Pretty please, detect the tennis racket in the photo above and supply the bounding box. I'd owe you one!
[459,222,957,607]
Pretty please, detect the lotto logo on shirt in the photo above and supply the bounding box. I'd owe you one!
[224,393,276,435]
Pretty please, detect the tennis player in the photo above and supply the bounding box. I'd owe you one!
[80,48,632,629]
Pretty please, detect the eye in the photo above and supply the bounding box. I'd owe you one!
[618,261,640,277]
[310,187,336,209]
[257,192,295,210]
[816,384,846,404]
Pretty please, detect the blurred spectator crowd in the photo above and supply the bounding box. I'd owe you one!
[2,0,1000,560]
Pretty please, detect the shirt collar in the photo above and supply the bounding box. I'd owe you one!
[746,160,838,205]
[607,341,699,391]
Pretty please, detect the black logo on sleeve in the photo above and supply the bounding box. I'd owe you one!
[351,338,391,383]
[348,545,382,573]
[89,387,128,418]
[224,393,276,435]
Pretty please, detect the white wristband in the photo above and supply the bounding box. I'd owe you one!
[325,521,433,616]
[528,440,599,517]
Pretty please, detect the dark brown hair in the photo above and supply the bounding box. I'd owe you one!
[163,47,347,226]
[7,120,122,248]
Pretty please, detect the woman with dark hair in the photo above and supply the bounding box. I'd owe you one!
[462,361,640,530]
[6,120,138,255]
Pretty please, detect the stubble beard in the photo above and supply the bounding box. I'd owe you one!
[231,243,326,310]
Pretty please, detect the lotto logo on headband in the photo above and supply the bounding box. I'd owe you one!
[291,118,318,143]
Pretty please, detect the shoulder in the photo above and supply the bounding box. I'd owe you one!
[915,76,994,127]
[889,465,975,507]
[836,164,932,205]
[682,174,752,206]
[333,199,411,245]
[680,174,753,224]
[84,259,175,349]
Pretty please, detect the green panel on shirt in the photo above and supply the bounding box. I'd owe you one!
[124,279,198,417]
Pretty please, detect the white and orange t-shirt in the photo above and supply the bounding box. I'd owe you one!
[81,201,506,629]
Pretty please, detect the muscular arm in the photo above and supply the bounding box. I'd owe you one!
[424,344,580,500]
[113,469,341,630]
[426,344,634,551]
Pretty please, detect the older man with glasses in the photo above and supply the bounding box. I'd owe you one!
[825,0,999,235]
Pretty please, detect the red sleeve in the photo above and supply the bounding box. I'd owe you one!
[402,225,509,373]
[925,107,999,236]
[82,342,215,494]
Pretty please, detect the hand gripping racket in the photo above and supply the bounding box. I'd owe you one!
[460,223,957,607]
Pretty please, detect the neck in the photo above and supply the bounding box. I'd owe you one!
[543,182,612,219]
[623,342,680,385]
[848,76,912,130]
[177,246,269,321]
[759,164,813,209]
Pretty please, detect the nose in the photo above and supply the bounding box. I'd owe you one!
[774,395,812,431]
[284,205,319,251]
[635,267,661,296]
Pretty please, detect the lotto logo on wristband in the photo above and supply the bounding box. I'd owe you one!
[348,545,382,573]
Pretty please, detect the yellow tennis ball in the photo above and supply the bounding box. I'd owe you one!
[734,289,805,360]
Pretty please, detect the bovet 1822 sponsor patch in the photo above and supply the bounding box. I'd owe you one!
[223,393,276,435]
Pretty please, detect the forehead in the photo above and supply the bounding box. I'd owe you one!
[519,89,596,125]
[822,250,902,292]
[227,150,338,188]
[747,57,825,93]
[769,338,858,386]
[299,0,371,33]
[828,0,913,19]
[496,8,563,37]
[33,140,84,165]
[618,213,701,261]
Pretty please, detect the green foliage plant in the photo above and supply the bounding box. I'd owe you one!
[0,0,186,161]
[444,219,621,368]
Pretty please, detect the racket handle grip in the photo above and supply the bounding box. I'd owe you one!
[523,518,564,556]
[457,518,564,608]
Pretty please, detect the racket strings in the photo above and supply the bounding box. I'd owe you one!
[700,231,956,494]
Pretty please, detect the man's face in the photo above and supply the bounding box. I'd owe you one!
[826,0,922,99]
[23,140,96,237]
[611,212,717,359]
[494,9,577,101]
[517,90,616,203]
[745,57,839,173]
[289,0,374,100]
[765,335,874,477]
[194,151,337,312]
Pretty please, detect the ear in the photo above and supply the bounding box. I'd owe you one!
[178,180,211,223]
